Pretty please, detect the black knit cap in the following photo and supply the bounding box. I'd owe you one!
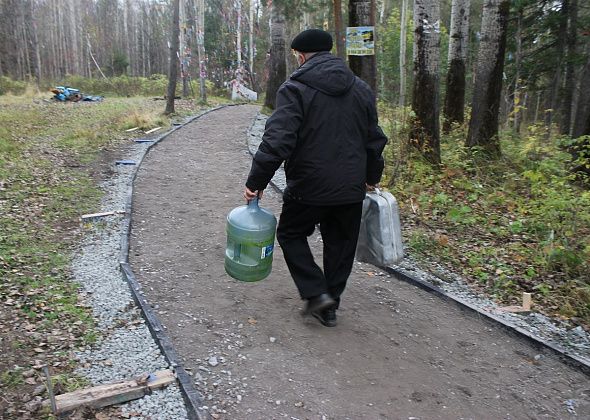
[291,29,333,53]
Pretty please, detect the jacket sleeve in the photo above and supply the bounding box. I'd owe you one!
[246,82,303,191]
[366,98,388,186]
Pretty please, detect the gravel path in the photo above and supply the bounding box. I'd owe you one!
[129,105,590,419]
[72,124,193,419]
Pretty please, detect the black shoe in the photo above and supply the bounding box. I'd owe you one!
[303,293,336,315]
[312,307,337,327]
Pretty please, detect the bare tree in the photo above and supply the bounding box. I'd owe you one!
[410,0,441,165]
[465,0,510,157]
[264,1,286,110]
[348,0,377,92]
[166,0,181,115]
[443,0,470,132]
[195,0,207,102]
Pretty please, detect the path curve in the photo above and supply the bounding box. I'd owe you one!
[129,105,589,419]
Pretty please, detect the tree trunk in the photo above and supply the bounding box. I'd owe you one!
[68,0,79,75]
[572,55,590,139]
[570,53,590,176]
[237,0,243,78]
[399,0,408,108]
[29,0,42,85]
[165,0,180,115]
[249,0,256,84]
[410,0,441,165]
[561,0,577,136]
[465,0,510,157]
[264,2,286,110]
[512,6,523,133]
[443,0,470,132]
[544,0,568,135]
[348,0,377,92]
[195,0,207,102]
[333,0,345,59]
[180,0,189,97]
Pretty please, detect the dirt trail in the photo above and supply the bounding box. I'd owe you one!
[129,105,589,419]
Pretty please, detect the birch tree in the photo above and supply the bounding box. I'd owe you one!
[410,0,441,165]
[264,1,286,110]
[443,0,470,132]
[465,0,510,157]
[195,0,207,102]
[399,0,408,107]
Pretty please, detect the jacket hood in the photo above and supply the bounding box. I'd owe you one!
[290,52,356,96]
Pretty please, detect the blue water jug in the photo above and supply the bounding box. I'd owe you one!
[225,197,277,282]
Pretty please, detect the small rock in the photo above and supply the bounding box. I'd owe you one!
[32,385,46,397]
[24,400,41,412]
[269,337,277,343]
[208,356,219,367]
[22,369,35,378]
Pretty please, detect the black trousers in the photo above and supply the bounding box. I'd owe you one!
[276,199,363,305]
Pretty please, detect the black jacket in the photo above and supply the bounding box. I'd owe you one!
[246,52,388,205]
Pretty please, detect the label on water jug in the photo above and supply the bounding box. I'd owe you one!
[261,244,274,259]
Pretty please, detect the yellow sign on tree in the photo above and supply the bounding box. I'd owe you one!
[346,26,375,56]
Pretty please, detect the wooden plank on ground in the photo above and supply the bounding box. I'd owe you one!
[52,369,175,414]
[125,127,139,132]
[80,210,125,222]
[144,126,162,134]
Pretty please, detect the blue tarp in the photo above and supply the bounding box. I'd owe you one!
[51,86,103,102]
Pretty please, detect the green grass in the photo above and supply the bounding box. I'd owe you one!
[381,104,590,324]
[0,92,226,414]
[0,370,24,389]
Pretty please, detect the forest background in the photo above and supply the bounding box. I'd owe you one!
[0,1,589,414]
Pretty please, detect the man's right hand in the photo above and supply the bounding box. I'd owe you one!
[244,187,263,202]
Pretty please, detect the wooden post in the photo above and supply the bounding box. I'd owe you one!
[522,292,532,311]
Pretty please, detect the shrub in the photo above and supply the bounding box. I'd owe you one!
[0,77,26,95]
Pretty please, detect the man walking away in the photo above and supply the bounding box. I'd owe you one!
[244,29,388,327]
